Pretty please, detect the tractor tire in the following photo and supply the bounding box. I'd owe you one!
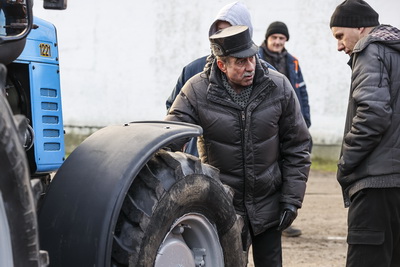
[0,89,43,266]
[111,150,245,267]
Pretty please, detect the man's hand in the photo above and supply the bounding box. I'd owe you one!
[277,203,298,231]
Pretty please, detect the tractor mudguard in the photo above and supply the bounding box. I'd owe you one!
[38,121,203,266]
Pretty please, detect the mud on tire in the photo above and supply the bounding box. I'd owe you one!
[111,150,245,267]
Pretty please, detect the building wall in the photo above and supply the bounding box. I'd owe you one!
[33,0,400,146]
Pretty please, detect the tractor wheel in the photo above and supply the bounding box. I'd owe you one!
[111,150,245,267]
[0,89,43,266]
[0,191,14,267]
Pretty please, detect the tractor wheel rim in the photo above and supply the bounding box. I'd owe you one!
[155,213,224,267]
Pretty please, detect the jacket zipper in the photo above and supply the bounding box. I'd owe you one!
[240,110,248,217]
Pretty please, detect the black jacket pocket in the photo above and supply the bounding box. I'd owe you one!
[347,229,384,245]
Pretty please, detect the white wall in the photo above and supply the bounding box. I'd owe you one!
[32,0,400,145]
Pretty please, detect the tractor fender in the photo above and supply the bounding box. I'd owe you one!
[38,121,202,266]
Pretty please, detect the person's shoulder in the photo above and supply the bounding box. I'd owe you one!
[267,68,287,80]
[183,71,209,89]
[286,51,299,62]
[266,68,292,91]
[259,58,276,71]
[180,72,209,101]
[184,55,209,71]
[354,41,384,62]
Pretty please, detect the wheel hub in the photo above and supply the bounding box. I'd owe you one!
[155,213,224,267]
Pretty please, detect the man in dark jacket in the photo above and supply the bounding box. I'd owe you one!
[259,21,311,129]
[259,21,311,238]
[166,25,311,267]
[330,0,400,266]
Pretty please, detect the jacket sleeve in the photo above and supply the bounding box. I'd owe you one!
[166,56,208,112]
[338,44,392,176]
[165,82,199,151]
[278,77,311,208]
[165,68,187,112]
[296,65,311,128]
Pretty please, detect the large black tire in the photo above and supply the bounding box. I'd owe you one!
[111,150,245,267]
[0,72,43,266]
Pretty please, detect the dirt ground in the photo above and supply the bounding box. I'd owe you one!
[248,169,348,267]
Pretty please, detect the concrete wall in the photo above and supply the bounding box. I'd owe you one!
[33,0,400,148]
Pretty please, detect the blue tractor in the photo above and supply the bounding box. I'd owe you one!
[7,16,65,174]
[0,1,245,266]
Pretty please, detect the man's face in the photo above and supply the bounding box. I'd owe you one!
[217,56,256,89]
[216,20,231,31]
[266,33,287,53]
[331,27,362,55]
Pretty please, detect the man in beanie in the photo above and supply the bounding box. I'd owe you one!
[259,21,311,238]
[259,21,311,131]
[330,0,400,266]
[166,25,311,266]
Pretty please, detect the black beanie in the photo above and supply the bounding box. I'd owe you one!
[265,21,289,41]
[330,0,379,28]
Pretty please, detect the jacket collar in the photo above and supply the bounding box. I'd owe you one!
[353,24,400,54]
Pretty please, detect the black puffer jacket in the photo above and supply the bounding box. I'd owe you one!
[337,25,400,207]
[166,57,311,235]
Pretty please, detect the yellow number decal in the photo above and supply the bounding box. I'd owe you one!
[39,43,51,57]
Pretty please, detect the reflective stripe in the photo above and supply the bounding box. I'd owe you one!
[294,59,299,73]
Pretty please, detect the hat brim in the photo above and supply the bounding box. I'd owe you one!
[229,43,258,58]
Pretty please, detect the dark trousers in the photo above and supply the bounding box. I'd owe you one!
[250,225,282,267]
[346,188,400,267]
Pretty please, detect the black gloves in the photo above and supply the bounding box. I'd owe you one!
[277,203,298,231]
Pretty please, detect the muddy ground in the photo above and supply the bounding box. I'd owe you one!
[248,169,348,267]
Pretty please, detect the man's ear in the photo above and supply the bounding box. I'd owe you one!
[359,26,375,38]
[358,27,368,38]
[217,59,227,73]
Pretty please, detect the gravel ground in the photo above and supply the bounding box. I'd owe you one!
[247,169,348,267]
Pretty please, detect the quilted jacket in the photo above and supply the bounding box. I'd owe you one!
[337,24,400,207]
[166,57,311,235]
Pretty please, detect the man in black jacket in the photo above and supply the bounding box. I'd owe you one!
[166,25,310,267]
[259,20,311,238]
[330,0,400,266]
[259,21,311,130]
